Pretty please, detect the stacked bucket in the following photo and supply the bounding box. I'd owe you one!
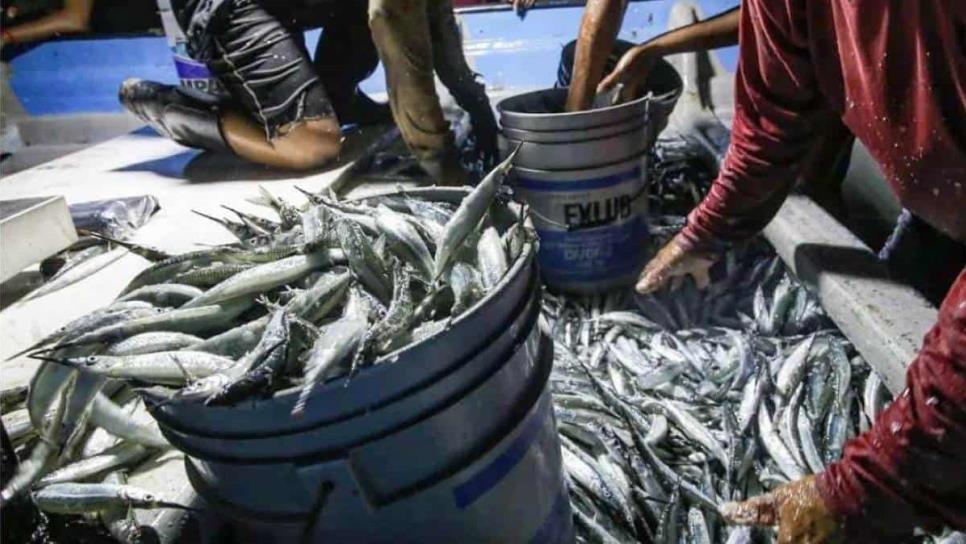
[497,60,683,293]
[148,189,572,543]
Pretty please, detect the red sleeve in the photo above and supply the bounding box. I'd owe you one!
[677,0,831,251]
[817,267,966,540]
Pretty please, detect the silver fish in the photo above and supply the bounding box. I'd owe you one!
[20,248,128,303]
[37,351,236,386]
[36,442,151,487]
[32,482,194,514]
[374,204,434,281]
[182,250,345,309]
[476,226,509,289]
[433,146,520,280]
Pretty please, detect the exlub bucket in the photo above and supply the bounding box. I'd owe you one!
[497,60,682,293]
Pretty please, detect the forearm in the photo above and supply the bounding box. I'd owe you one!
[564,0,626,112]
[676,107,807,251]
[816,268,966,539]
[644,7,739,56]
[2,1,92,46]
[677,2,821,251]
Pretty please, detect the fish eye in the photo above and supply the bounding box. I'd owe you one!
[86,356,97,364]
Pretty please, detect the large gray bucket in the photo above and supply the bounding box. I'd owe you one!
[148,188,572,543]
[496,60,682,293]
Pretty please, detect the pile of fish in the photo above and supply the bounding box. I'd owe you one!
[645,134,718,217]
[543,237,895,543]
[544,137,959,541]
[0,151,527,536]
[546,240,965,544]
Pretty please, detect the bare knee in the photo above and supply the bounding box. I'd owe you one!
[273,119,342,170]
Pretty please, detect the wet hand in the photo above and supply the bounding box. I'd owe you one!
[719,475,843,544]
[635,235,716,294]
[597,44,660,104]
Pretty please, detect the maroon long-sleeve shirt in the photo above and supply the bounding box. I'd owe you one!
[675,0,966,540]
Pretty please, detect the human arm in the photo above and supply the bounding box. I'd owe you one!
[0,0,94,49]
[636,0,826,292]
[597,7,738,102]
[563,0,626,112]
[722,268,966,541]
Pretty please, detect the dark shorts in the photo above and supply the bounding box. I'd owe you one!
[176,0,376,139]
[205,0,333,139]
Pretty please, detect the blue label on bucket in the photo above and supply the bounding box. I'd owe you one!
[173,55,225,96]
[513,164,649,287]
[451,394,547,509]
[515,168,642,193]
[535,216,648,283]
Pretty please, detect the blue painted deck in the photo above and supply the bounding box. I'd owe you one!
[9,0,738,116]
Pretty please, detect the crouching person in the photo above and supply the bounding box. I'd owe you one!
[120,0,388,170]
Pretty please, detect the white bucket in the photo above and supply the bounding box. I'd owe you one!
[496,62,682,293]
[156,0,226,97]
[510,156,650,293]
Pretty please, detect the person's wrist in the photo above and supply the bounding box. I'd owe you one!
[639,41,664,57]
[1,29,13,46]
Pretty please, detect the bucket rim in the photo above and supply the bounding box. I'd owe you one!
[509,153,645,178]
[501,118,647,147]
[498,86,679,122]
[497,60,682,120]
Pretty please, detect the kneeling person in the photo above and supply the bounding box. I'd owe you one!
[121,0,388,171]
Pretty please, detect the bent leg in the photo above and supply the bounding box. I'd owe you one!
[221,114,341,171]
[208,0,342,169]
[368,0,467,185]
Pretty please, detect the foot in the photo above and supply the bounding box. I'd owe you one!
[119,78,228,152]
[118,79,216,139]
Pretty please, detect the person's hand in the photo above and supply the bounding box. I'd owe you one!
[720,476,843,544]
[636,235,716,294]
[597,43,661,104]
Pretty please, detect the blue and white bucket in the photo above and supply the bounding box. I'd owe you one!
[511,157,650,292]
[497,61,682,293]
[156,0,227,97]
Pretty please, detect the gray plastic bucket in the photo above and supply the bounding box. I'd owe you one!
[496,60,682,293]
[148,188,572,543]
